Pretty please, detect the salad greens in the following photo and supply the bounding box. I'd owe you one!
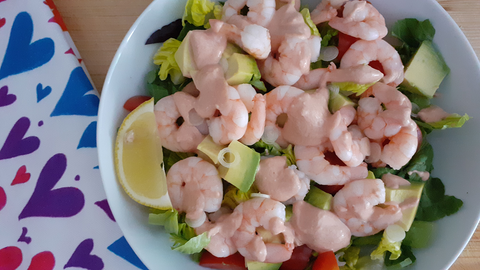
[391,18,435,65]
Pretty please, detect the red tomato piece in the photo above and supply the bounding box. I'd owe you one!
[368,60,385,76]
[318,185,344,196]
[199,252,247,270]
[123,95,151,111]
[279,245,313,270]
[312,251,339,270]
[336,32,359,61]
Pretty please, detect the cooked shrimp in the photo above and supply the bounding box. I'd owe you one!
[210,19,271,59]
[329,0,388,41]
[311,0,348,24]
[340,39,404,86]
[357,82,413,140]
[195,210,243,257]
[264,85,304,148]
[295,142,368,185]
[154,95,205,153]
[258,36,317,87]
[276,0,301,10]
[329,110,370,167]
[166,157,223,227]
[232,197,295,263]
[293,64,383,90]
[381,120,418,170]
[332,178,403,236]
[223,0,276,27]
[235,84,266,145]
[207,86,249,145]
[255,156,310,203]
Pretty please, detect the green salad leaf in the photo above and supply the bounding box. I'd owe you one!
[397,140,434,182]
[149,208,179,234]
[251,140,296,165]
[182,0,215,27]
[171,228,210,254]
[421,113,470,130]
[415,177,463,222]
[391,18,435,65]
[370,231,402,261]
[146,69,192,103]
[384,245,416,269]
[222,184,258,209]
[162,148,194,173]
[331,81,376,96]
[300,8,320,37]
[153,38,184,85]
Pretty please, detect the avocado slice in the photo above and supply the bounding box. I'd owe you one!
[225,53,261,86]
[174,31,196,78]
[222,43,244,59]
[385,182,425,231]
[304,185,332,211]
[328,90,355,113]
[218,140,260,192]
[246,260,282,270]
[401,41,450,98]
[197,135,225,165]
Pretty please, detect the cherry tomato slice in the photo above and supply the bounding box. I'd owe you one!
[199,252,247,270]
[279,245,313,270]
[318,185,344,196]
[123,95,151,111]
[312,251,339,270]
[336,32,359,61]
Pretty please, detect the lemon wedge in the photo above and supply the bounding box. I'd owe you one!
[114,98,172,209]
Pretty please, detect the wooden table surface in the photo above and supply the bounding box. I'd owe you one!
[53,0,480,269]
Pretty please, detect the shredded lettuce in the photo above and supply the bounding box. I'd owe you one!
[171,226,210,254]
[149,208,179,234]
[418,113,470,130]
[153,38,184,85]
[300,8,320,37]
[370,231,402,261]
[332,81,376,96]
[183,0,216,28]
[222,184,258,209]
[213,3,223,20]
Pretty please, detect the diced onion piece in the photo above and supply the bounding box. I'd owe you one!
[218,147,240,168]
[186,212,207,228]
[251,193,271,199]
[320,46,339,62]
[188,109,204,126]
[385,224,406,242]
[327,83,340,94]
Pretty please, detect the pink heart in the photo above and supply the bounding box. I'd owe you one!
[0,246,23,270]
[27,251,55,270]
[11,165,31,185]
[0,186,6,211]
[0,18,5,29]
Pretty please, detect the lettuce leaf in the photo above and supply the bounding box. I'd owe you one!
[162,148,195,173]
[370,232,402,261]
[339,246,360,269]
[332,81,376,96]
[146,69,192,103]
[149,208,179,234]
[384,245,416,269]
[421,113,470,130]
[251,140,296,165]
[153,38,185,85]
[183,0,215,27]
[171,228,210,254]
[222,184,258,209]
[300,8,320,37]
[391,18,435,65]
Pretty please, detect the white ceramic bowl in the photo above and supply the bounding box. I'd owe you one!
[97,0,480,269]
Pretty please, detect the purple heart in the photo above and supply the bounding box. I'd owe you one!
[0,85,16,107]
[94,199,116,222]
[17,227,32,244]
[64,239,104,270]
[18,154,85,219]
[0,117,40,160]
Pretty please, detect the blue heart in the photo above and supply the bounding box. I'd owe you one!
[36,83,52,102]
[0,12,55,81]
[51,67,99,117]
[77,121,97,149]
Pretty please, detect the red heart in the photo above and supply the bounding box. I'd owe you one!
[0,186,6,211]
[0,18,5,29]
[0,246,23,270]
[27,251,55,270]
[11,165,31,185]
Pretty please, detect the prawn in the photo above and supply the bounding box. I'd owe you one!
[258,36,315,87]
[329,109,370,167]
[166,157,223,228]
[295,142,368,185]
[254,156,310,203]
[311,0,348,24]
[329,0,388,41]
[276,0,301,11]
[207,85,249,145]
[381,120,418,170]
[357,82,413,140]
[340,39,404,86]
[332,178,402,236]
[154,95,205,153]
[235,84,266,146]
[264,85,304,148]
[195,210,243,258]
[210,19,271,60]
[223,0,276,27]
[232,197,295,263]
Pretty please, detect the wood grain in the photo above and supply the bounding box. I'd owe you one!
[53,0,480,268]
